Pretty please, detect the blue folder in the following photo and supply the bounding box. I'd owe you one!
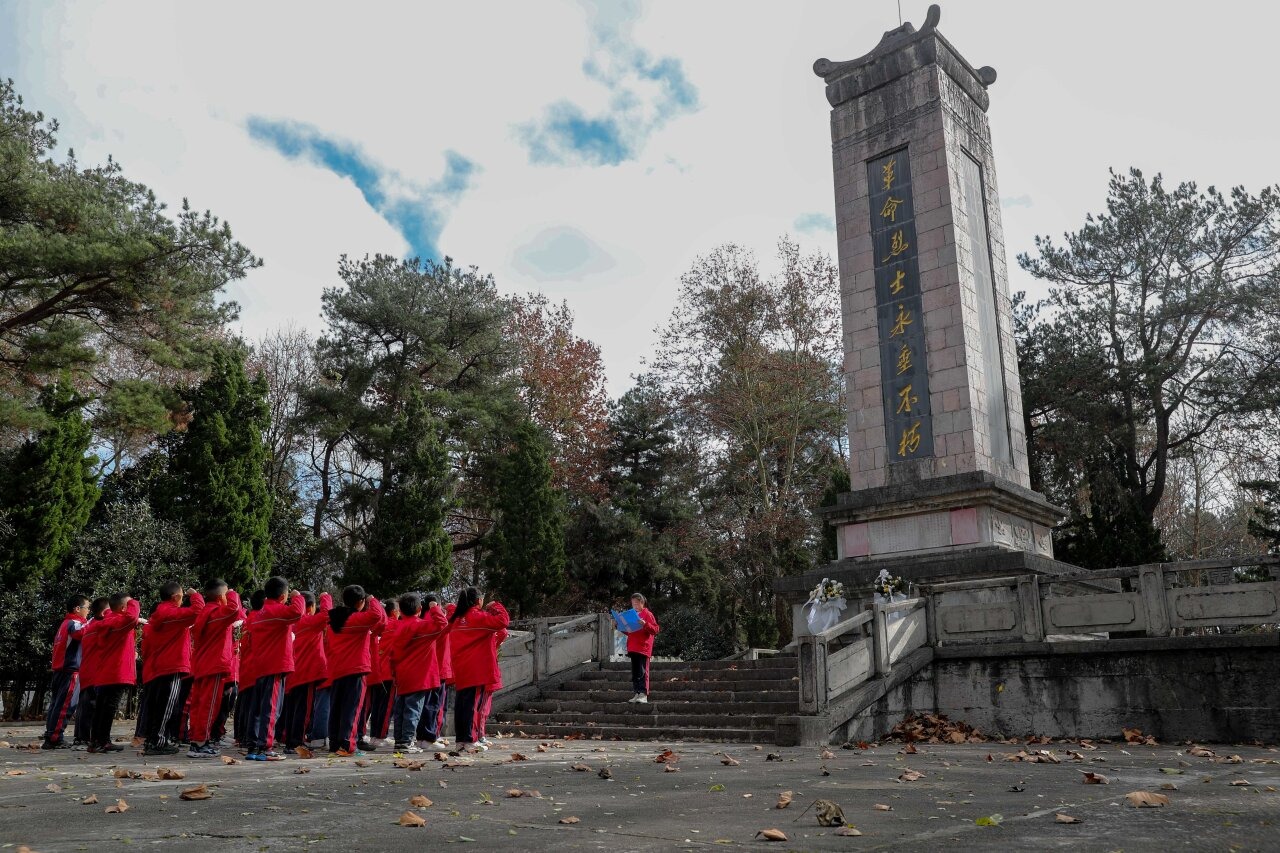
[611,609,642,632]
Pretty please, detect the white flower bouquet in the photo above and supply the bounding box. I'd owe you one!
[805,577,848,634]
[875,569,906,598]
[809,577,847,604]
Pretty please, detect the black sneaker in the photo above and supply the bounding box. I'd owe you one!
[356,740,378,753]
[41,740,68,750]
[100,743,124,753]
[144,743,180,756]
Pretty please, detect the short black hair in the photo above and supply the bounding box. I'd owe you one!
[421,593,438,607]
[250,590,267,611]
[108,592,130,609]
[264,576,289,599]
[383,598,398,613]
[66,594,90,612]
[160,581,183,600]
[204,578,228,595]
[90,597,110,618]
[398,593,421,617]
[301,591,316,608]
[341,585,367,609]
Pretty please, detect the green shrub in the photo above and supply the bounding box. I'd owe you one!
[652,604,734,661]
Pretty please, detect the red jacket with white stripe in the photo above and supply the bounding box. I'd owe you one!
[292,593,333,687]
[144,593,206,681]
[51,614,88,672]
[93,600,142,687]
[390,606,449,694]
[448,602,510,690]
[325,596,387,680]
[625,608,660,656]
[250,593,306,678]
[191,590,245,680]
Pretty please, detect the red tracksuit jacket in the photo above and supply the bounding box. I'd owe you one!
[390,606,449,695]
[626,608,660,656]
[143,593,206,682]
[448,602,510,690]
[325,596,387,680]
[94,600,142,687]
[239,611,259,687]
[191,590,245,680]
[292,593,333,687]
[371,614,398,684]
[51,613,88,672]
[250,592,306,678]
[77,620,105,689]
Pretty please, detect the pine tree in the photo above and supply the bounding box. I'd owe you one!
[347,391,453,592]
[0,381,99,588]
[485,419,566,616]
[167,346,273,590]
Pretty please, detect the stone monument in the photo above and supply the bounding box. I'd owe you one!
[779,4,1077,630]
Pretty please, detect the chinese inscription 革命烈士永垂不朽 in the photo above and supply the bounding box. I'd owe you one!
[868,148,933,460]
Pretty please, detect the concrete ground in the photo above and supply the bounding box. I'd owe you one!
[1,722,1277,852]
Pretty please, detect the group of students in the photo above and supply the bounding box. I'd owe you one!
[41,577,511,761]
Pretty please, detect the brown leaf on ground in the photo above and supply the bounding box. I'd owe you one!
[570,763,591,772]
[663,764,680,773]
[815,800,845,827]
[1077,740,1098,750]
[179,784,212,801]
[755,828,787,841]
[721,755,740,766]
[44,783,61,793]
[1055,813,1082,824]
[835,826,862,836]
[1230,779,1252,786]
[509,752,528,762]
[873,803,892,811]
[654,749,678,763]
[1080,771,1110,785]
[295,745,314,759]
[1187,745,1215,758]
[536,744,548,753]
[354,759,370,768]
[392,759,425,770]
[81,794,98,805]
[947,731,966,744]
[433,752,448,761]
[889,712,988,744]
[899,769,924,782]
[1219,755,1244,764]
[1122,727,1158,746]
[820,749,836,760]
[293,767,311,775]
[398,810,426,827]
[903,743,918,754]
[1065,750,1086,761]
[409,795,433,807]
[1125,790,1169,808]
[504,788,529,798]
[776,790,793,809]
[105,799,129,814]
[559,816,580,824]
[4,769,25,776]
[156,767,184,780]
[220,755,240,765]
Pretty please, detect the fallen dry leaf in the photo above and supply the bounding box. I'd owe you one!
[44,783,61,793]
[4,769,25,776]
[663,764,680,773]
[559,816,580,824]
[903,743,918,754]
[393,759,425,770]
[1187,745,1215,758]
[220,755,240,765]
[820,749,836,760]
[409,795,433,807]
[81,794,98,805]
[1125,790,1169,808]
[536,744,548,753]
[398,810,426,827]
[654,749,678,763]
[105,798,129,814]
[721,755,740,766]
[293,767,311,775]
[899,769,924,782]
[1080,771,1110,785]
[156,767,185,781]
[874,803,892,811]
[755,828,787,841]
[835,826,862,836]
[1230,779,1252,787]
[1055,813,1082,824]
[354,759,371,768]
[570,763,591,772]
[776,790,793,809]
[509,752,528,762]
[179,784,212,801]
[815,800,845,827]
[295,745,314,759]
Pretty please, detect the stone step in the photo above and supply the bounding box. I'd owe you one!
[562,678,796,693]
[493,710,778,730]
[599,659,795,673]
[514,698,798,716]
[549,688,797,703]
[580,669,796,683]
[488,721,776,744]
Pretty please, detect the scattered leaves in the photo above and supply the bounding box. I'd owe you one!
[44,783,61,793]
[509,753,528,762]
[820,749,835,760]
[105,798,129,814]
[82,794,98,805]
[776,790,793,809]
[873,803,892,811]
[179,784,212,801]
[653,749,677,764]
[398,811,426,827]
[1122,727,1157,746]
[721,755,740,766]
[1080,771,1110,785]
[393,759,425,770]
[899,769,924,782]
[220,755,240,765]
[558,816,580,824]
[409,795,433,808]
[755,828,787,842]
[598,767,612,780]
[570,763,591,772]
[1055,813,1082,824]
[815,800,845,826]
[835,826,862,836]
[1230,779,1252,787]
[663,764,679,773]
[156,767,185,781]
[1125,791,1169,808]
[1187,745,1215,758]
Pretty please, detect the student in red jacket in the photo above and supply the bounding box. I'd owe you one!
[233,591,265,748]
[389,594,448,752]
[88,593,141,754]
[418,597,454,747]
[361,598,398,746]
[43,595,90,749]
[447,587,509,753]
[325,585,387,756]
[186,579,244,758]
[140,582,205,755]
[71,597,111,747]
[473,624,508,747]
[282,591,331,753]
[245,577,305,761]
[622,593,661,704]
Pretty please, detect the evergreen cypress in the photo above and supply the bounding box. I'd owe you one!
[167,346,273,589]
[486,419,566,616]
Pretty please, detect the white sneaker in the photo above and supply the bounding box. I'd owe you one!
[478,737,493,747]
[468,742,489,753]
[400,743,424,754]
[634,695,648,704]
[431,739,449,750]
[626,694,640,703]
[380,737,396,747]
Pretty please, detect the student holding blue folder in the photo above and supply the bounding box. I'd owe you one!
[617,593,660,704]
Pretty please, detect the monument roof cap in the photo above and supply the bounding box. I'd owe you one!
[814,4,997,109]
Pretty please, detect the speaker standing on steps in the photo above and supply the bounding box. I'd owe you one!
[622,593,661,705]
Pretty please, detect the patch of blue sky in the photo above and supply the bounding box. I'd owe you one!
[794,212,837,234]
[246,117,476,262]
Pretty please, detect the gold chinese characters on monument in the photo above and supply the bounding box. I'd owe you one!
[867,148,933,460]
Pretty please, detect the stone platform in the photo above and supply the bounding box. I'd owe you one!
[1,721,1276,851]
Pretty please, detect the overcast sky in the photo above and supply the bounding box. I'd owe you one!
[2,1,1277,395]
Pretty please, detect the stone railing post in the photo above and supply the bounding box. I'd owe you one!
[872,605,891,676]
[1017,575,1044,641]
[594,613,612,664]
[532,619,550,683]
[797,636,828,714]
[1139,564,1171,637]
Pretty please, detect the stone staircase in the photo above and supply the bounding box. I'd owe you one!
[489,657,799,744]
